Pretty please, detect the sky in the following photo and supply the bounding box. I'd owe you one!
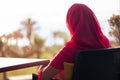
[0,0,119,46]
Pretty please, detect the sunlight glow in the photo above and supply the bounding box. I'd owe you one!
[0,0,118,41]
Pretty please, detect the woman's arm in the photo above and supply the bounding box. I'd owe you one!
[40,66,61,80]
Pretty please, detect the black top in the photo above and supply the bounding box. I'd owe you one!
[72,48,120,80]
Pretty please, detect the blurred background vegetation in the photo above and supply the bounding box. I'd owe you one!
[108,14,120,47]
[0,18,70,58]
[0,18,70,80]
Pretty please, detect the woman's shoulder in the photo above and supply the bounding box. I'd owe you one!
[61,46,78,53]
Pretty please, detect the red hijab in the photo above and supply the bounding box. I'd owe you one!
[65,3,110,49]
[37,4,111,80]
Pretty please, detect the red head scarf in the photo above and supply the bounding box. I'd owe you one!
[65,3,110,49]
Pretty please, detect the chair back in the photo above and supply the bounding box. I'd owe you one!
[72,48,120,80]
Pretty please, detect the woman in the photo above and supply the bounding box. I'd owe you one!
[37,3,111,80]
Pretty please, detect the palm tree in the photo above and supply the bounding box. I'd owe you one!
[21,18,36,44]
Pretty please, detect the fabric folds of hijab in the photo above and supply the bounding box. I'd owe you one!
[65,3,110,49]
